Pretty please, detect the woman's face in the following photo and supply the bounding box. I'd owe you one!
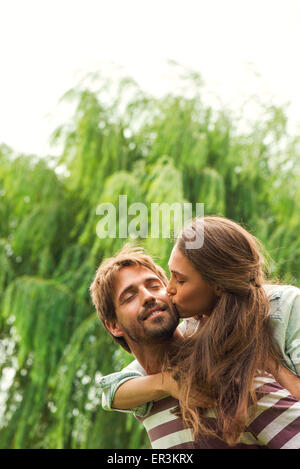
[167,244,219,318]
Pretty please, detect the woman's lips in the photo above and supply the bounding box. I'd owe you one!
[172,303,181,316]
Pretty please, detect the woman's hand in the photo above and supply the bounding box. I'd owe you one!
[160,372,180,399]
[160,372,215,408]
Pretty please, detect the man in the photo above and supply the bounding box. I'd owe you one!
[90,245,300,449]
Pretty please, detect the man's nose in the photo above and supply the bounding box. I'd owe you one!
[166,279,176,296]
[139,286,156,305]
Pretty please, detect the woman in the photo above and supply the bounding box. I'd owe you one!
[102,216,300,446]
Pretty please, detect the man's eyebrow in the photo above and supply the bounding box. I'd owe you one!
[144,275,162,283]
[118,276,162,303]
[118,284,135,304]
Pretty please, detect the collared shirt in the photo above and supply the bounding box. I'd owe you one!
[263,284,300,375]
[98,283,300,436]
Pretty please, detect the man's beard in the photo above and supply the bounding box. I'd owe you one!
[121,303,179,346]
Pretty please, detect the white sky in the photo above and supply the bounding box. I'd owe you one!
[0,0,299,156]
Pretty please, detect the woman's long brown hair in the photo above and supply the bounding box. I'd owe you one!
[167,216,283,446]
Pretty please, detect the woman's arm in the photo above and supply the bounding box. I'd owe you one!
[109,321,198,410]
[112,372,179,409]
[271,363,300,399]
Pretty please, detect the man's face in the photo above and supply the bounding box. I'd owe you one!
[107,265,179,347]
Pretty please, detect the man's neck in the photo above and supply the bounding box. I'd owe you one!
[129,329,183,375]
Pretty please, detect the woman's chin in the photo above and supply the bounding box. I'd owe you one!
[181,313,196,319]
[174,303,194,319]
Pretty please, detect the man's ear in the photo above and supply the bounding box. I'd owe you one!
[105,320,124,338]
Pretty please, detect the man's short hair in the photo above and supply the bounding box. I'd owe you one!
[89,244,168,353]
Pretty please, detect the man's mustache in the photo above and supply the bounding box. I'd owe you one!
[138,300,171,321]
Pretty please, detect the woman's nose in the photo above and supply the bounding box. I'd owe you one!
[166,281,176,296]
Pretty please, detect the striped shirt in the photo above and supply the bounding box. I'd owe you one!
[100,284,300,448]
[136,375,300,449]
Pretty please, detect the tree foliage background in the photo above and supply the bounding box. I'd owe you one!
[0,69,300,448]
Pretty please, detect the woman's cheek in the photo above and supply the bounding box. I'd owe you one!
[177,285,189,303]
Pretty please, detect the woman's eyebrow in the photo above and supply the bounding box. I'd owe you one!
[168,267,186,277]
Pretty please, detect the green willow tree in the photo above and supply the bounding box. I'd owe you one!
[0,71,299,448]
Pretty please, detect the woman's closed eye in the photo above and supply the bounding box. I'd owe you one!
[171,274,185,285]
